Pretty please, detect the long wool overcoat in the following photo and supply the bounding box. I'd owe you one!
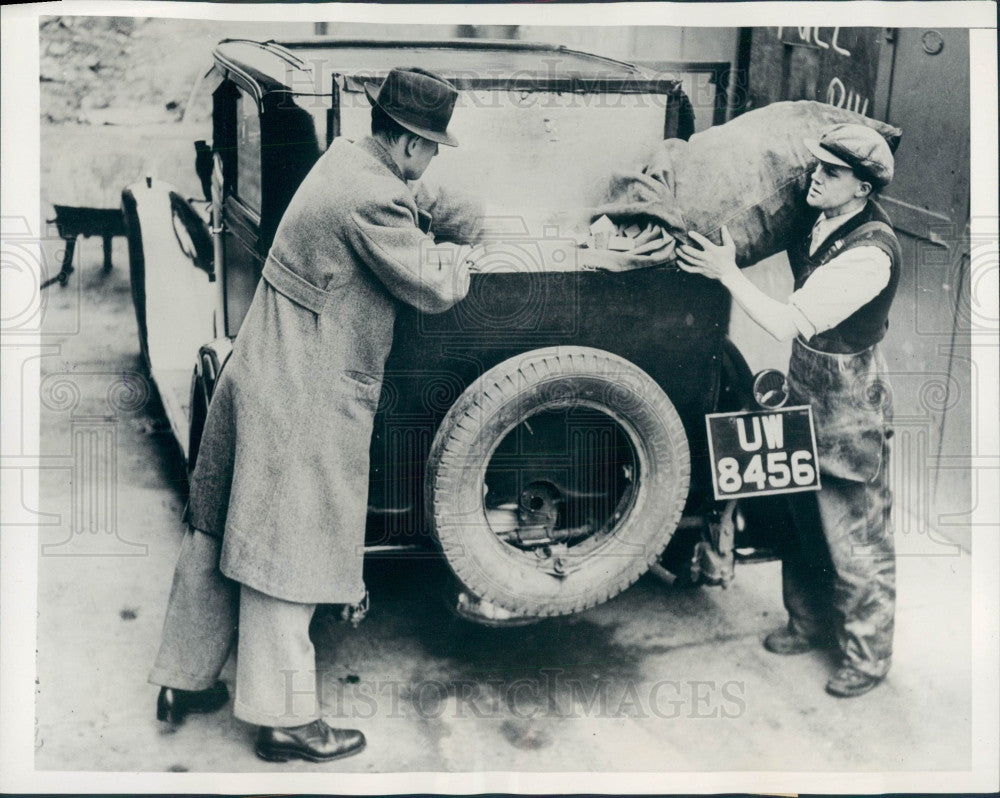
[187,136,481,604]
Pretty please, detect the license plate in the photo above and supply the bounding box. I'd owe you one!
[705,406,821,500]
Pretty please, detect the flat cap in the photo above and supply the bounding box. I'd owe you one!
[804,123,894,188]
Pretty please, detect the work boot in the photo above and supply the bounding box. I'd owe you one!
[825,665,884,698]
[255,719,366,763]
[156,681,229,724]
[763,627,823,655]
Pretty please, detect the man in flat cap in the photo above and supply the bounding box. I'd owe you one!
[148,67,483,760]
[676,123,900,698]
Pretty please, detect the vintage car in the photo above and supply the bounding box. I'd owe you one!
[122,38,785,625]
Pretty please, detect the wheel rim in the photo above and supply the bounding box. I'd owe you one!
[478,398,647,578]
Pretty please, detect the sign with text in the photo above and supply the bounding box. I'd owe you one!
[747,27,883,118]
[705,406,821,500]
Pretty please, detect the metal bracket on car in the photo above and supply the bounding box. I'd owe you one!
[340,590,370,628]
[690,500,737,588]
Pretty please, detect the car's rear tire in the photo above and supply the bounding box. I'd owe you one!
[425,346,690,618]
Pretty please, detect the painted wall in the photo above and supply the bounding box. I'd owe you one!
[313,24,738,131]
[518,26,739,131]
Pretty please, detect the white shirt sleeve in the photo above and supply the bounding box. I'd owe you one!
[788,246,892,338]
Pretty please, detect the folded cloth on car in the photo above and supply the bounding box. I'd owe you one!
[593,101,902,269]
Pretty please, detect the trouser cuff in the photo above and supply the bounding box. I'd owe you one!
[148,665,220,692]
[843,657,892,679]
[233,698,319,728]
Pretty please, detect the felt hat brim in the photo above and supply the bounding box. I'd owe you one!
[365,83,459,147]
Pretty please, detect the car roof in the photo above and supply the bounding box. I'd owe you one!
[212,38,679,101]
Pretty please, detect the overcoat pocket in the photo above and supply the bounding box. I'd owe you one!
[341,370,383,412]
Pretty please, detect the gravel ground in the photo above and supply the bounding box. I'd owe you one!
[40,17,312,126]
[39,18,310,209]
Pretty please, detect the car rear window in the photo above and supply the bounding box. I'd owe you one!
[338,87,668,240]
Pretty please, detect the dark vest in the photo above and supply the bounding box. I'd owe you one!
[788,199,901,355]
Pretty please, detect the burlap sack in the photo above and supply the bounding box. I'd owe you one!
[595,101,902,268]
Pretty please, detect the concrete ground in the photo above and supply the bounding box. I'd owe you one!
[34,239,972,773]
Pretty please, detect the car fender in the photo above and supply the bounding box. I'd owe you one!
[123,177,221,464]
[188,337,234,471]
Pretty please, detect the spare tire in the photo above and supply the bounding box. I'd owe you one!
[425,346,690,617]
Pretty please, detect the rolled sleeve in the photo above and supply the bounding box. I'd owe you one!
[789,246,891,335]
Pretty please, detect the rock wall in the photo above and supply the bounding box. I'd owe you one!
[39,16,311,208]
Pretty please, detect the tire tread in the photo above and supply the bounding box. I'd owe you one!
[427,346,691,618]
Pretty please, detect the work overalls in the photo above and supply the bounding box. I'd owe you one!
[780,206,900,679]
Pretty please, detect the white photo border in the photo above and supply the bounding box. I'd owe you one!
[2,1,997,793]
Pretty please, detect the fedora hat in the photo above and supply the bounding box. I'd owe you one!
[365,67,459,147]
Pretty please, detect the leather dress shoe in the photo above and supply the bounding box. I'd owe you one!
[763,627,828,655]
[255,719,366,763]
[156,680,229,724]
[825,665,884,698]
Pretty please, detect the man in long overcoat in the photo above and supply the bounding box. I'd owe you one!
[149,67,483,762]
